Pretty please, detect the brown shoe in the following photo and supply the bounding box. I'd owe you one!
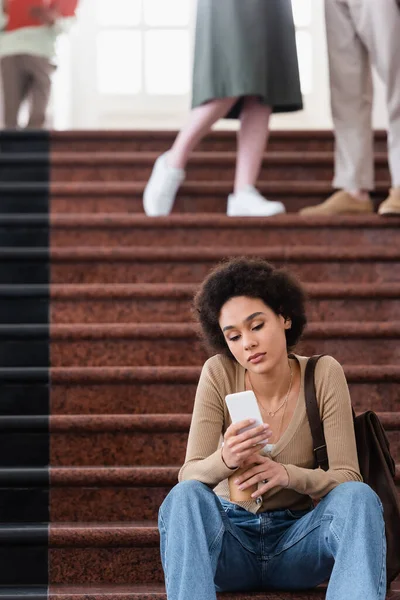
[378,187,400,216]
[300,190,374,216]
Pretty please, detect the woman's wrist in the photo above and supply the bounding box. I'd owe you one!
[221,443,237,470]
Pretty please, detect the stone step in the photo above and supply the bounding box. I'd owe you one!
[47,583,400,600]
[51,462,400,522]
[48,519,399,586]
[3,245,395,285]
[49,181,389,214]
[0,180,390,214]
[21,281,396,324]
[49,413,400,467]
[51,467,176,523]
[0,151,386,183]
[1,323,399,367]
[46,214,400,247]
[47,518,400,586]
[46,282,400,324]
[1,584,398,600]
[50,129,388,153]
[52,584,328,600]
[47,364,400,414]
[1,181,389,214]
[49,522,162,584]
[3,214,400,247]
[49,151,389,183]
[35,322,400,367]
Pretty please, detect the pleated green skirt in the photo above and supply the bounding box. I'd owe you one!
[192,0,303,118]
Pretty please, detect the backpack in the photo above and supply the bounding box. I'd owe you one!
[304,355,400,586]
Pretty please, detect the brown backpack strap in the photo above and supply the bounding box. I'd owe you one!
[304,355,329,472]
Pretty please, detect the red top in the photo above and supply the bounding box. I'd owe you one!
[5,0,78,31]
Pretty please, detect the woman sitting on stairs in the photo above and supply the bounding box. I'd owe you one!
[158,257,386,600]
[143,0,302,218]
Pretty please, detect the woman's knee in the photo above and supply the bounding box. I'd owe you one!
[326,481,383,513]
[159,480,213,514]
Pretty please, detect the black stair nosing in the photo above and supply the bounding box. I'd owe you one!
[0,155,47,164]
[0,586,47,600]
[0,183,48,194]
[0,416,49,431]
[0,524,48,545]
[0,369,49,383]
[0,249,49,260]
[0,216,49,226]
[0,325,49,339]
[0,283,50,298]
[0,468,48,486]
[0,285,49,298]
[0,131,50,140]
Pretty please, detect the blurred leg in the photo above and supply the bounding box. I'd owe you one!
[325,0,374,192]
[1,55,25,129]
[234,96,271,193]
[143,96,238,216]
[168,96,238,169]
[24,55,53,129]
[351,0,400,188]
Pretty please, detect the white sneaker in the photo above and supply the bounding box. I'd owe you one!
[143,152,185,216]
[227,185,286,217]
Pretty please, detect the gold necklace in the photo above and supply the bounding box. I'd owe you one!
[248,361,293,417]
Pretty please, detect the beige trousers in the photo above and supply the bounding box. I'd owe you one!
[325,0,400,189]
[0,54,55,129]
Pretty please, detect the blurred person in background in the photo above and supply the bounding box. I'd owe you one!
[143,0,303,218]
[0,0,77,129]
[301,0,400,217]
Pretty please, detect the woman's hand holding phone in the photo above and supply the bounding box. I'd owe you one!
[222,419,272,469]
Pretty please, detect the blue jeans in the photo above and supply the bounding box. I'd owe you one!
[158,480,386,600]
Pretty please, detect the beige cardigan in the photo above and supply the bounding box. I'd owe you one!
[179,354,362,514]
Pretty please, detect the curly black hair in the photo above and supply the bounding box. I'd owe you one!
[193,257,307,359]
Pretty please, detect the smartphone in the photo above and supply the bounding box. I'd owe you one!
[225,390,272,452]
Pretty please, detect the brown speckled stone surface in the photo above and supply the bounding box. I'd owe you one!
[51,260,400,285]
[50,547,162,584]
[50,382,197,415]
[50,152,345,185]
[49,280,400,325]
[48,181,389,214]
[50,431,188,466]
[48,322,400,366]
[50,483,400,523]
[47,130,400,595]
[49,214,400,247]
[49,585,400,600]
[50,487,171,522]
[49,459,399,523]
[51,466,178,486]
[51,523,159,547]
[48,583,400,600]
[48,584,400,600]
[51,296,400,324]
[50,129,388,153]
[49,368,400,415]
[50,337,400,367]
[53,193,378,214]
[49,414,399,465]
